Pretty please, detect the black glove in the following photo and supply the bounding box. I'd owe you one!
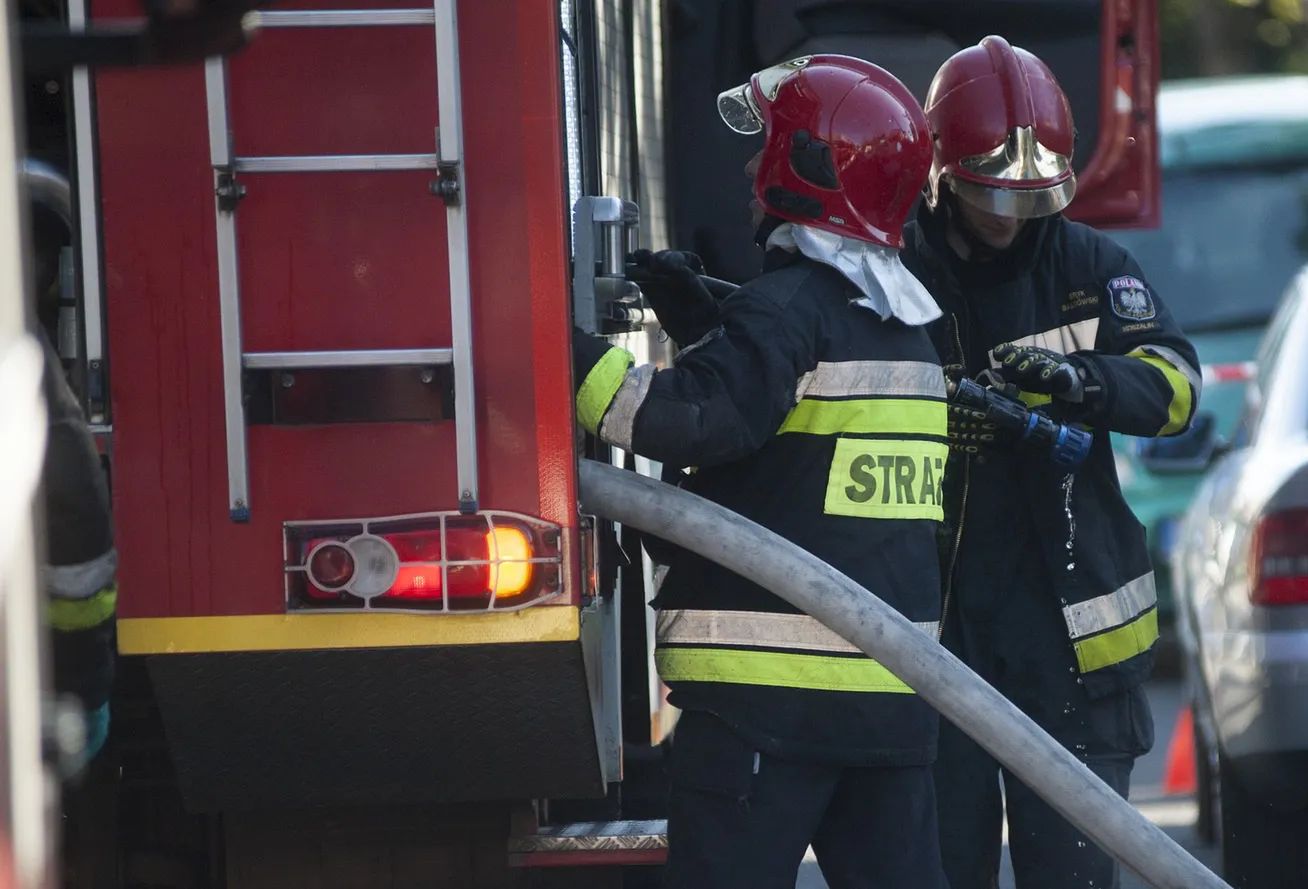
[627,249,728,346]
[948,402,1000,455]
[993,343,1086,402]
[572,326,618,387]
[944,365,1002,455]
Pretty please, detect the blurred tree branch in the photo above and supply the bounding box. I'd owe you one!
[1162,0,1308,78]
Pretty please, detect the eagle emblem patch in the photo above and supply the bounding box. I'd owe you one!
[1107,276,1156,322]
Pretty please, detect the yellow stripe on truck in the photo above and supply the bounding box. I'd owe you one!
[117,605,580,655]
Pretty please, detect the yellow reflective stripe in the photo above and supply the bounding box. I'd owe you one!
[576,347,635,434]
[1018,391,1053,408]
[778,397,946,437]
[1073,608,1159,673]
[825,438,947,520]
[1128,350,1193,435]
[48,584,116,632]
[655,646,914,693]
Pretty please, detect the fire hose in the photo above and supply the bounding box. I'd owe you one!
[579,459,1228,889]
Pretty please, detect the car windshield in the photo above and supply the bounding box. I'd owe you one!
[1110,164,1308,333]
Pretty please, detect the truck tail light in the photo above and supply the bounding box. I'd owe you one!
[307,542,355,591]
[285,511,563,612]
[1250,508,1308,606]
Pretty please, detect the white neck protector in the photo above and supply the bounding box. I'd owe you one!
[767,223,941,327]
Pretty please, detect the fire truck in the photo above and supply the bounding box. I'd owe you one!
[21,0,1159,885]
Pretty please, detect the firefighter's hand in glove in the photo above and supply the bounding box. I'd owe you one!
[993,343,1087,403]
[628,249,726,347]
[944,365,1002,455]
[948,403,1002,455]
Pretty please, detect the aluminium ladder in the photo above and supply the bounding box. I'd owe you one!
[204,1,477,521]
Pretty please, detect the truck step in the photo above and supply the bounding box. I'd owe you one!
[507,819,668,868]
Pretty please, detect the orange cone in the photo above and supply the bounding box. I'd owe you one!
[1163,706,1197,795]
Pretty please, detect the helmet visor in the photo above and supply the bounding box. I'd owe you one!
[717,56,814,135]
[717,83,763,134]
[950,175,1077,220]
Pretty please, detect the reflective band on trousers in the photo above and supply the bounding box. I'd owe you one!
[575,346,635,434]
[1128,348,1198,436]
[1062,573,1159,672]
[655,609,939,693]
[48,584,117,632]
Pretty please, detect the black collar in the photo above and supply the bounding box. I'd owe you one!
[912,198,1057,288]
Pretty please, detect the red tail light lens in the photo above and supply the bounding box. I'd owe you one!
[285,511,563,612]
[307,543,355,591]
[1250,508,1308,606]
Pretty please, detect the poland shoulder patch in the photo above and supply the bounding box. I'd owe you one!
[1107,276,1156,322]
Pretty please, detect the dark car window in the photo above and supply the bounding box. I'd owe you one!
[1110,166,1308,333]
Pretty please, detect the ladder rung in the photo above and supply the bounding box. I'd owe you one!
[248,9,437,28]
[243,349,453,370]
[232,154,439,174]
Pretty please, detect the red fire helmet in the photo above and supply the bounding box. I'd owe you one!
[717,54,932,248]
[924,35,1076,219]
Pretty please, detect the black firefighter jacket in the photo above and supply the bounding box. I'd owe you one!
[576,251,947,765]
[901,206,1201,699]
[42,332,117,756]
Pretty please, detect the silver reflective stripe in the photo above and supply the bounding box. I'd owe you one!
[1137,343,1202,403]
[794,360,945,402]
[45,548,117,600]
[600,364,656,451]
[987,318,1100,367]
[673,326,723,363]
[1062,572,1156,639]
[657,608,937,654]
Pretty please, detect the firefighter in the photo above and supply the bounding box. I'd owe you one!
[34,215,117,769]
[573,55,949,889]
[898,36,1201,889]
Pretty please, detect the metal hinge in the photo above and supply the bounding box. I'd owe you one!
[431,160,460,206]
[215,171,246,212]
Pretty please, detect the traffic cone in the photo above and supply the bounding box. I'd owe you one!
[1162,706,1197,795]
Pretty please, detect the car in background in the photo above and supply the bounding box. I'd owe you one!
[1162,265,1308,887]
[1108,74,1308,626]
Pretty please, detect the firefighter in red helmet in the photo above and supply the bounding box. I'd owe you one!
[573,55,949,888]
[899,36,1200,889]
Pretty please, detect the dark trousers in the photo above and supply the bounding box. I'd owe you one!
[663,710,948,889]
[936,709,1137,889]
[936,557,1155,889]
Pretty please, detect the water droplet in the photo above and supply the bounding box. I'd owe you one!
[1061,474,1078,573]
